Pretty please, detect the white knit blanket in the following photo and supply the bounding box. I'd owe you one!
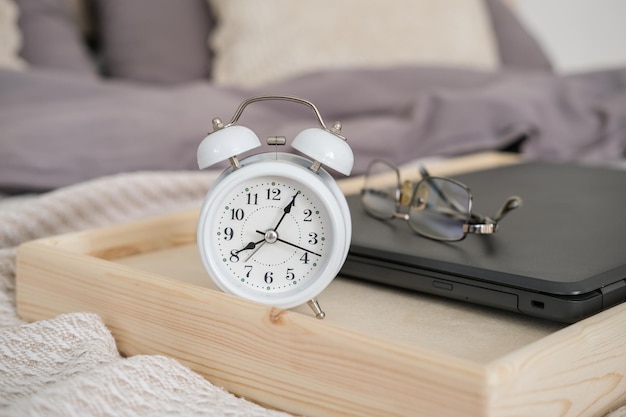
[0,171,625,417]
[0,171,293,417]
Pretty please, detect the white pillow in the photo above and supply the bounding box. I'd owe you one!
[0,0,26,70]
[209,0,499,87]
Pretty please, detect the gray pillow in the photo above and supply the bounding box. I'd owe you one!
[14,0,97,76]
[484,0,553,71]
[94,0,213,84]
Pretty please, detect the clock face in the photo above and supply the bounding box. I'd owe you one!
[216,175,331,293]
[197,156,349,309]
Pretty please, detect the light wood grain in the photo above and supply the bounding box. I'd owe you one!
[115,243,562,364]
[17,239,486,417]
[487,304,626,417]
[15,153,626,417]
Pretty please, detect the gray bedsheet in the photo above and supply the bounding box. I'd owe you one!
[1,66,625,192]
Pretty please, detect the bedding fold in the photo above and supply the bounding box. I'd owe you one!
[1,66,626,192]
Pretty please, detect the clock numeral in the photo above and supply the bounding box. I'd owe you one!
[244,265,252,278]
[246,193,258,205]
[223,227,234,241]
[264,271,274,284]
[231,208,244,220]
[229,250,240,263]
[308,232,318,245]
[303,209,313,222]
[300,252,309,264]
[286,268,295,280]
[266,188,281,201]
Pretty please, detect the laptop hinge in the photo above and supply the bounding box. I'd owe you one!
[600,280,626,309]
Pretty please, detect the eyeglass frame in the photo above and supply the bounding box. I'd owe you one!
[360,159,521,241]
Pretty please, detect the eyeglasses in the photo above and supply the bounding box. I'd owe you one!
[361,159,521,241]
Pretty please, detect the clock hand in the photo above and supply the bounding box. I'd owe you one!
[255,230,321,257]
[277,237,322,257]
[243,240,266,262]
[233,238,266,255]
[273,191,300,231]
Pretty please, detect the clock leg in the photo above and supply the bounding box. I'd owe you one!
[307,298,326,319]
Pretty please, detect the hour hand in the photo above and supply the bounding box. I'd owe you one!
[233,238,265,255]
[243,240,266,262]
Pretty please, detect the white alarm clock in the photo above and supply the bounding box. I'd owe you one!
[196,96,354,318]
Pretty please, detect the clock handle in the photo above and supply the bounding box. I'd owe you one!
[307,298,326,319]
[225,95,340,135]
[200,95,354,175]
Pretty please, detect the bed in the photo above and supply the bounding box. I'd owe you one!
[1,0,626,415]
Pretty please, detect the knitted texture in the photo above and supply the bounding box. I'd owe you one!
[0,170,219,329]
[0,314,292,417]
[0,170,293,417]
[0,313,120,407]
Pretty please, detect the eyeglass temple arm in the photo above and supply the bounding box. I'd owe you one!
[493,196,522,222]
[466,196,522,234]
[421,166,522,234]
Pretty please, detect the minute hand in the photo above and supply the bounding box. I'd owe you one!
[273,191,300,231]
[278,238,322,257]
[255,230,321,257]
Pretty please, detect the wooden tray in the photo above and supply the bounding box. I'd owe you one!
[16,153,626,417]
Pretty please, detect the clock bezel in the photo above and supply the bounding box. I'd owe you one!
[197,153,351,309]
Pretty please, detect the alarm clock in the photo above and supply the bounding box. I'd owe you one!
[196,95,354,319]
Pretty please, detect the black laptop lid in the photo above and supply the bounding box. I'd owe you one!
[345,161,626,297]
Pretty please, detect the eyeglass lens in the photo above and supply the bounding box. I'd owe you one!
[362,160,474,241]
[408,178,471,241]
[361,160,400,219]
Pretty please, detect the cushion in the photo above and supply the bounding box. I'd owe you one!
[94,0,213,84]
[13,0,96,76]
[484,0,552,71]
[0,0,26,70]
[208,0,500,87]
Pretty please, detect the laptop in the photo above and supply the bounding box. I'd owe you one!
[340,161,626,323]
